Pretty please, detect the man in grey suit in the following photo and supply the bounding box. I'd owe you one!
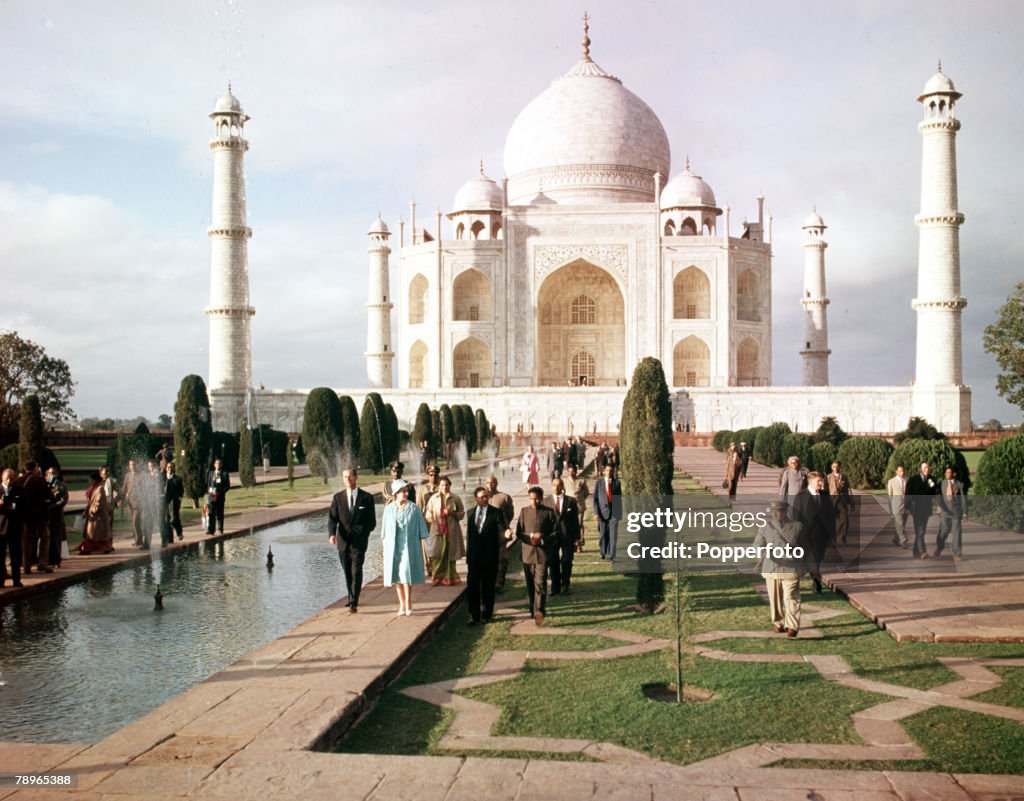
[514,486,557,625]
[935,466,967,562]
[887,464,909,548]
[778,456,808,503]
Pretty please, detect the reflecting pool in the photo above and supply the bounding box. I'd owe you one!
[0,510,383,744]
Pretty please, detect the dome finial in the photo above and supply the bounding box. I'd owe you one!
[581,11,592,62]
[685,155,690,172]
[937,58,942,73]
[227,80,232,94]
[480,158,484,176]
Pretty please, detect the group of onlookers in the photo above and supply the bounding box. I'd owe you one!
[0,461,69,587]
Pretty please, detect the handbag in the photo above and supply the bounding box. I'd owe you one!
[72,513,85,533]
[721,480,729,489]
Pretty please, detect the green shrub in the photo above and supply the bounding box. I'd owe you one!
[836,436,893,490]
[753,422,791,467]
[712,430,734,452]
[894,416,945,445]
[18,394,45,468]
[210,431,240,472]
[475,409,491,454]
[338,395,361,464]
[302,388,345,483]
[359,393,389,472]
[173,375,214,505]
[781,432,814,469]
[884,439,969,490]
[814,416,848,448]
[972,433,1024,532]
[238,420,256,488]
[808,441,838,474]
[412,403,433,457]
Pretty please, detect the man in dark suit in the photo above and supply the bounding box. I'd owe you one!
[466,486,504,624]
[906,461,938,560]
[329,468,377,612]
[205,458,231,535]
[546,478,580,595]
[0,468,24,587]
[792,471,835,594]
[20,461,52,573]
[935,466,967,562]
[486,474,515,591]
[593,464,622,561]
[514,486,557,625]
[162,462,185,545]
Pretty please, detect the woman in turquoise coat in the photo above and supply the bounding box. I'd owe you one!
[381,480,429,616]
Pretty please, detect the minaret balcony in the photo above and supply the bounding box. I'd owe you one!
[207,226,253,239]
[914,213,965,226]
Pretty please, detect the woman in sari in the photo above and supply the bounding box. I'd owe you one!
[520,445,540,490]
[78,471,114,554]
[380,480,429,615]
[425,476,465,586]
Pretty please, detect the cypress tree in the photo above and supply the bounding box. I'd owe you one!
[338,395,361,465]
[475,409,490,454]
[301,387,345,483]
[18,394,45,468]
[619,357,673,612]
[384,403,400,462]
[429,409,442,459]
[238,418,256,488]
[412,403,433,457]
[451,404,466,446]
[439,404,455,463]
[173,375,214,506]
[463,404,478,455]
[359,393,388,471]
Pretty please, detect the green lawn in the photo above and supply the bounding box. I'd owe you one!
[336,472,1024,773]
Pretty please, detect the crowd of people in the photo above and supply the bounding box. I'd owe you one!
[752,449,968,639]
[0,449,236,587]
[328,438,621,629]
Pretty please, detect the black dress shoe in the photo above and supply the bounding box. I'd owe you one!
[812,577,822,594]
[13,581,23,587]
[467,619,478,626]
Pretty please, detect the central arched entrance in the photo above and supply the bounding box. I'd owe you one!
[537,259,625,386]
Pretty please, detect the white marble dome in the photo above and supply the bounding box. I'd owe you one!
[214,88,243,114]
[803,209,825,228]
[661,165,717,209]
[452,169,503,213]
[504,57,670,205]
[367,215,389,235]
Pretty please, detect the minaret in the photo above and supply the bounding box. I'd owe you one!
[913,63,966,387]
[800,209,830,386]
[205,85,254,404]
[365,215,394,388]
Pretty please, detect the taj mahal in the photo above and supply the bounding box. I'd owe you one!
[205,21,971,436]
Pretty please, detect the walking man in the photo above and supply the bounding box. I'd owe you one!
[485,474,514,591]
[935,466,967,562]
[466,486,503,625]
[328,468,377,612]
[21,461,52,573]
[792,471,835,593]
[827,460,851,545]
[778,456,808,503]
[887,465,909,548]
[593,464,621,561]
[547,478,580,595]
[906,461,938,559]
[514,486,557,626]
[753,500,809,637]
[162,462,185,545]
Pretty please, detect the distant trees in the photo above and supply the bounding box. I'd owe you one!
[18,394,45,468]
[173,375,214,506]
[0,330,75,436]
[984,280,1024,414]
[894,416,945,445]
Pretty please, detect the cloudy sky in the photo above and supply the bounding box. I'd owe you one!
[1,0,1021,425]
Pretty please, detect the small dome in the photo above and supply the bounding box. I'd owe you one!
[214,87,243,114]
[451,169,503,214]
[803,209,825,228]
[660,163,717,209]
[367,215,389,235]
[918,67,961,101]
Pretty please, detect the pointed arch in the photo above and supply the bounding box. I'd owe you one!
[737,269,761,322]
[470,220,486,240]
[453,268,491,321]
[455,222,465,240]
[680,217,697,236]
[452,336,492,388]
[737,337,761,385]
[673,335,710,387]
[408,274,428,325]
[409,340,428,388]
[673,266,711,319]
[664,218,676,237]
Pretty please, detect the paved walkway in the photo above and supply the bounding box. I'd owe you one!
[678,447,1024,642]
[3,449,1022,799]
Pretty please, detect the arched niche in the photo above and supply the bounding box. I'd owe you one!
[452,336,492,388]
[672,266,711,319]
[408,274,428,325]
[673,335,710,387]
[452,268,491,321]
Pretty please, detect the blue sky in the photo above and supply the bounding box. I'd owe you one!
[1,0,1021,425]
